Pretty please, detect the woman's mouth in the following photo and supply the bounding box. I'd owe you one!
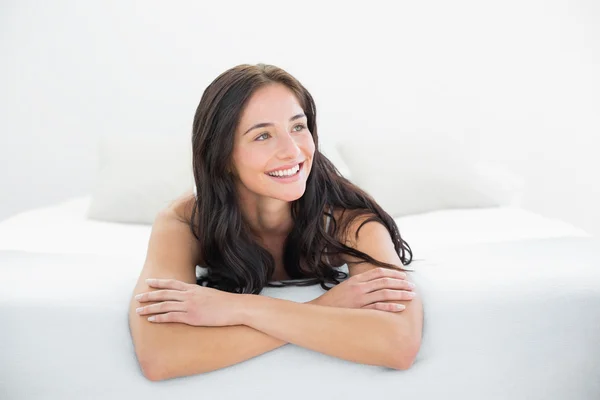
[265,162,304,182]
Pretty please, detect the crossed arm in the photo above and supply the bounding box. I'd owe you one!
[128,207,423,381]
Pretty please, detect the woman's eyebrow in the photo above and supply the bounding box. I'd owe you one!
[243,113,306,136]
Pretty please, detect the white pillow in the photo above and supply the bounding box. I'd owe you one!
[87,133,193,224]
[319,138,352,179]
[337,134,522,217]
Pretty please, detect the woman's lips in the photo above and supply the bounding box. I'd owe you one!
[265,162,304,182]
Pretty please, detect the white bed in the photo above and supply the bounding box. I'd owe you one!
[1,198,599,400]
[0,195,589,259]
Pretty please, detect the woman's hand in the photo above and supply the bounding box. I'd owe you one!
[310,267,415,312]
[135,278,242,326]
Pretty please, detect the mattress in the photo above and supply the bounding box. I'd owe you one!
[1,237,599,399]
[1,197,598,399]
[0,196,590,263]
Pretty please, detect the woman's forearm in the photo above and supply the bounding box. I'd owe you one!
[238,295,415,369]
[136,298,319,381]
[135,319,287,381]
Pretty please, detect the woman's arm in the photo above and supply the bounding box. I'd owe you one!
[239,295,421,369]
[129,195,290,381]
[237,220,423,370]
[131,196,421,379]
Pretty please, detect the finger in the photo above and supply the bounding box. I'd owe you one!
[148,312,188,324]
[362,277,415,294]
[136,289,187,303]
[362,302,406,312]
[354,267,407,283]
[136,301,187,316]
[365,289,416,304]
[146,278,190,291]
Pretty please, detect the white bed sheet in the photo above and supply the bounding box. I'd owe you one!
[0,197,152,263]
[1,198,598,399]
[2,237,600,399]
[0,196,590,262]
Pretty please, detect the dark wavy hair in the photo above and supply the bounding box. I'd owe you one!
[190,63,412,294]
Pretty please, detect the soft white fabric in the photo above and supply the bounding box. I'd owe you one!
[0,197,589,263]
[0,197,152,263]
[337,135,524,217]
[1,197,597,398]
[87,133,194,224]
[395,206,590,258]
[319,137,352,179]
[2,237,599,399]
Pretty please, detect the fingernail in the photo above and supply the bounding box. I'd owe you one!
[395,304,405,310]
[407,292,416,298]
[146,278,155,285]
[148,316,155,322]
[135,294,142,301]
[136,307,143,313]
[409,282,416,289]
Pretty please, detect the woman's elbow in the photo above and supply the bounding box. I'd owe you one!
[141,364,162,382]
[129,332,161,380]
[131,335,170,382]
[389,332,422,370]
[136,350,165,382]
[391,346,419,371]
[137,349,212,382]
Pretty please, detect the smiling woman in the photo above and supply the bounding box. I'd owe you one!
[230,83,315,215]
[128,63,422,381]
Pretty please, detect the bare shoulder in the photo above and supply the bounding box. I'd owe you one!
[138,190,201,284]
[328,206,380,247]
[324,206,369,267]
[165,189,197,225]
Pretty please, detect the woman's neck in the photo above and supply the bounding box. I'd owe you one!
[239,199,294,238]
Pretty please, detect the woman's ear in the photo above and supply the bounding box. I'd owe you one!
[226,164,237,177]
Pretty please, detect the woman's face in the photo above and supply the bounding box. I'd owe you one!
[232,83,315,203]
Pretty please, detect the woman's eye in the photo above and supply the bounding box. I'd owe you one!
[293,124,307,132]
[255,132,270,141]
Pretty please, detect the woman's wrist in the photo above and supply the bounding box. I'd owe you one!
[235,294,324,326]
[235,294,260,326]
[304,297,321,306]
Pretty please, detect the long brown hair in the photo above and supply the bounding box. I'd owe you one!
[190,63,412,294]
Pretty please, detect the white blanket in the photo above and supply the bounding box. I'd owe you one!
[1,237,599,400]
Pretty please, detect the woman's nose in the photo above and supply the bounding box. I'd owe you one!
[277,132,301,159]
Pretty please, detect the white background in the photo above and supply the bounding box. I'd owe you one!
[1,0,599,235]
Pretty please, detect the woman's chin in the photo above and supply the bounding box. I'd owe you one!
[270,187,306,202]
[279,193,305,202]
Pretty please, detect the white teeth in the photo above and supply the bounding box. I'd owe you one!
[268,164,300,177]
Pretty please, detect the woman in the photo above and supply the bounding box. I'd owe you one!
[128,64,423,381]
